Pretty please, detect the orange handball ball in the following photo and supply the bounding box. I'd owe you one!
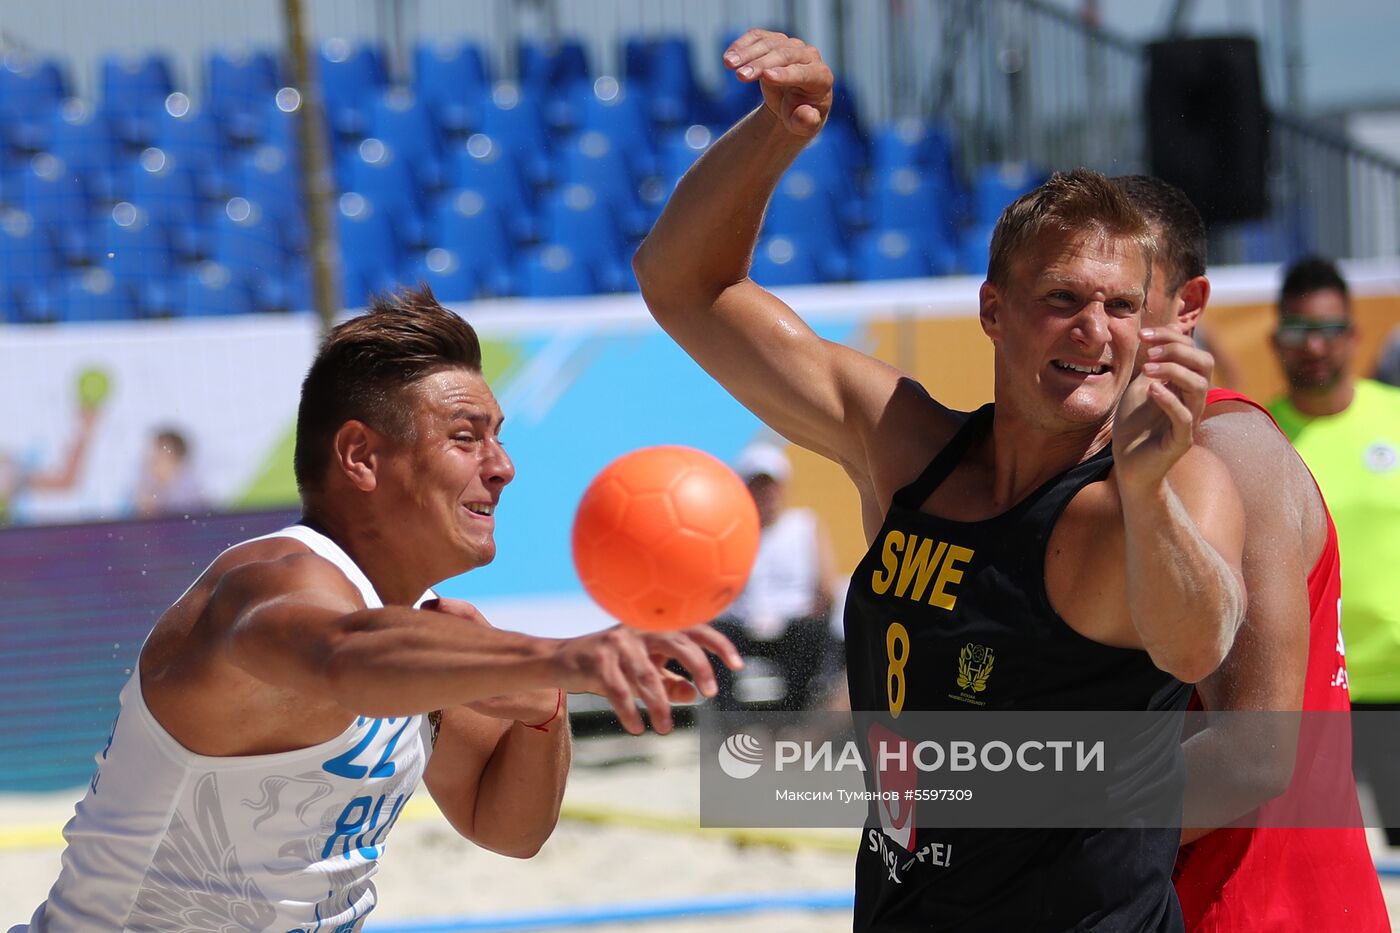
[572,445,761,631]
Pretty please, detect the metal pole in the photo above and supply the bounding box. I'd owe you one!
[283,0,342,332]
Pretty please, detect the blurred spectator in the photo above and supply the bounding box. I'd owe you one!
[0,393,104,525]
[1266,256,1400,848]
[133,427,207,517]
[1375,323,1400,388]
[710,442,838,712]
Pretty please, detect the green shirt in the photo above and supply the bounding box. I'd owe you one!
[1270,380,1400,702]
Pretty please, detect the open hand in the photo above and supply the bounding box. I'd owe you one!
[1113,328,1213,494]
[724,29,833,138]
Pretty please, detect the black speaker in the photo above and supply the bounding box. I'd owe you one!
[1146,36,1269,225]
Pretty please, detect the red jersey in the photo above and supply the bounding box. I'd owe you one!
[1172,389,1389,931]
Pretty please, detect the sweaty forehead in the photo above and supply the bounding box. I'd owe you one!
[1024,229,1147,295]
[414,367,501,422]
[1283,289,1349,323]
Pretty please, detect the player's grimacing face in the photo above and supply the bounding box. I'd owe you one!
[390,368,515,572]
[993,229,1147,425]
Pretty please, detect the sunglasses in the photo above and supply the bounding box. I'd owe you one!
[1275,319,1351,348]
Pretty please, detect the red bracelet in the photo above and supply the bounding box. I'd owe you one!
[523,689,564,732]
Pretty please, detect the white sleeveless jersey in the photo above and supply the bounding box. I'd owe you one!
[15,525,436,932]
[726,508,821,639]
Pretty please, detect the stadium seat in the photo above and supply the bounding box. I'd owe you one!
[207,48,280,144]
[18,153,91,264]
[0,209,61,316]
[576,76,655,156]
[869,166,958,246]
[0,55,70,153]
[517,38,589,95]
[44,99,118,203]
[656,124,714,184]
[336,192,400,306]
[749,235,821,287]
[850,230,935,281]
[515,244,595,297]
[473,84,553,187]
[172,262,255,317]
[59,269,135,323]
[413,39,490,137]
[555,131,647,236]
[128,148,204,258]
[645,36,701,127]
[347,137,426,246]
[211,197,288,299]
[538,183,630,292]
[763,170,848,281]
[366,89,443,190]
[318,38,387,139]
[958,221,997,277]
[429,189,514,295]
[155,92,227,197]
[790,134,863,228]
[446,133,536,243]
[100,52,175,147]
[973,162,1044,226]
[406,246,478,303]
[98,202,175,310]
[231,144,307,247]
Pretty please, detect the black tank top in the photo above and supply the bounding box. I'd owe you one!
[843,403,1190,932]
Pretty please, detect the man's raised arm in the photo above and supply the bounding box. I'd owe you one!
[633,29,908,474]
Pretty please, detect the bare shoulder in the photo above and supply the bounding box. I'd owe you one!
[139,535,366,755]
[861,375,965,508]
[1198,403,1323,555]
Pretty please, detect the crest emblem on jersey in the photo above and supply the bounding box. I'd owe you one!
[1363,442,1397,474]
[956,643,995,693]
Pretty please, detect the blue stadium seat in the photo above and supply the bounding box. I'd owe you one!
[336,192,400,306]
[366,89,443,190]
[244,87,332,156]
[207,48,280,144]
[429,189,514,295]
[211,197,288,298]
[763,170,848,281]
[18,153,91,264]
[128,148,204,258]
[172,262,255,317]
[869,166,958,246]
[446,133,535,242]
[622,36,652,87]
[100,53,174,147]
[515,244,595,297]
[958,222,996,278]
[98,203,174,308]
[749,235,821,287]
[517,38,589,95]
[850,230,935,281]
[576,76,654,151]
[871,118,960,190]
[413,39,490,137]
[706,61,761,126]
[790,134,863,228]
[645,36,701,127]
[347,137,425,246]
[0,55,69,152]
[45,100,118,203]
[406,246,478,303]
[555,131,647,237]
[318,38,387,139]
[538,183,630,292]
[231,144,306,247]
[656,124,714,184]
[0,209,61,316]
[59,270,135,323]
[155,92,227,197]
[474,84,552,189]
[973,162,1044,226]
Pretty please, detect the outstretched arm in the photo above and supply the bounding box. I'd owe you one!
[215,552,740,734]
[633,30,931,479]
